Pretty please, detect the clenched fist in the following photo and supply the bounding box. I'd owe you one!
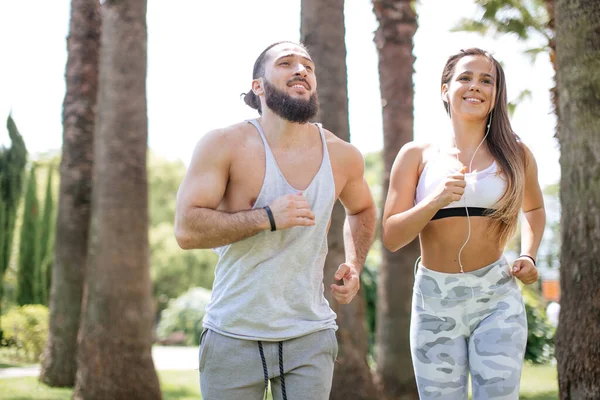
[268,192,316,230]
[330,263,360,304]
[430,166,467,209]
[511,257,538,285]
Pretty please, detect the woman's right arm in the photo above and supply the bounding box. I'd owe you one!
[382,143,466,252]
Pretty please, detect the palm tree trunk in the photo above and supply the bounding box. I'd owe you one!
[554,1,600,399]
[301,0,380,398]
[372,1,420,399]
[39,0,100,387]
[73,1,161,398]
[544,0,559,121]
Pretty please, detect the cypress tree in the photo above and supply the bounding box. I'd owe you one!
[17,164,40,305]
[0,115,28,329]
[0,178,5,291]
[39,167,55,304]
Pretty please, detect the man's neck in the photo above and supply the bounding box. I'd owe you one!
[258,109,315,148]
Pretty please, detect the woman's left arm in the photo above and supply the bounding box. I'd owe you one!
[513,144,546,284]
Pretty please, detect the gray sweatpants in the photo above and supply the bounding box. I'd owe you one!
[199,328,338,400]
[410,258,528,400]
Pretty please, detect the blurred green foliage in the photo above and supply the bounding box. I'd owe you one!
[0,304,48,362]
[156,287,212,346]
[16,165,39,306]
[522,285,555,364]
[148,153,217,317]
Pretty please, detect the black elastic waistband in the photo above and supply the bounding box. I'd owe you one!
[431,207,495,220]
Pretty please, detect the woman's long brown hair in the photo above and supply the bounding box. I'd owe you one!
[441,48,526,247]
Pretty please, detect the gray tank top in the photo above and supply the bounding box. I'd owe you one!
[202,119,338,341]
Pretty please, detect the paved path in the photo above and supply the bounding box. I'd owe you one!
[0,346,198,379]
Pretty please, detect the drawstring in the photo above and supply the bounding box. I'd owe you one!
[257,341,287,400]
[279,342,287,399]
[258,341,269,400]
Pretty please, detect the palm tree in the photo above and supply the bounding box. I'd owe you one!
[301,0,380,398]
[39,0,100,387]
[73,1,161,398]
[554,0,600,398]
[372,1,420,398]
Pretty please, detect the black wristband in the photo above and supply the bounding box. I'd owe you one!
[263,206,276,231]
[519,254,536,266]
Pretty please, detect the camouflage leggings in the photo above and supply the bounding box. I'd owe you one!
[410,258,527,399]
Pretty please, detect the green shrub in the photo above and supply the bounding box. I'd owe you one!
[156,287,212,346]
[150,222,217,317]
[524,299,555,364]
[0,304,48,361]
[361,264,377,359]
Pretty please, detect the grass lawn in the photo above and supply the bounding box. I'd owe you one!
[0,363,556,399]
[466,362,557,400]
[0,370,275,400]
[519,363,559,400]
[0,347,38,369]
[0,371,203,400]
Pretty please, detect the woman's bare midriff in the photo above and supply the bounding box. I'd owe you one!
[419,216,504,273]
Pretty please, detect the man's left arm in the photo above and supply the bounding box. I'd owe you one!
[330,146,376,304]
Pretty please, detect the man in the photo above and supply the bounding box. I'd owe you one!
[175,41,376,400]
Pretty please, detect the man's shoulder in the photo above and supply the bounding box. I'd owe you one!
[206,121,255,140]
[321,128,362,161]
[320,128,365,180]
[198,121,258,150]
[189,121,259,166]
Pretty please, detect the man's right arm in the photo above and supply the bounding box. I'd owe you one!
[174,129,316,250]
[174,130,270,249]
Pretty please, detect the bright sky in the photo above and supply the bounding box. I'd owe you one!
[0,0,558,186]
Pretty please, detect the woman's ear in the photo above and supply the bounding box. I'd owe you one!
[441,83,449,103]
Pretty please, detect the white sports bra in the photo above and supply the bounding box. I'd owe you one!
[415,153,507,220]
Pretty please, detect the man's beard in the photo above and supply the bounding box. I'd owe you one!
[263,79,319,123]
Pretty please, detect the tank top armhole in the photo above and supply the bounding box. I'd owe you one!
[314,122,332,167]
[245,119,271,209]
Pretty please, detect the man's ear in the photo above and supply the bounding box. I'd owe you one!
[252,78,264,96]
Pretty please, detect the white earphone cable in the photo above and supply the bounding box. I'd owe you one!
[456,112,493,273]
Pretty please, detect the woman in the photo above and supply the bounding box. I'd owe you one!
[382,48,546,400]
